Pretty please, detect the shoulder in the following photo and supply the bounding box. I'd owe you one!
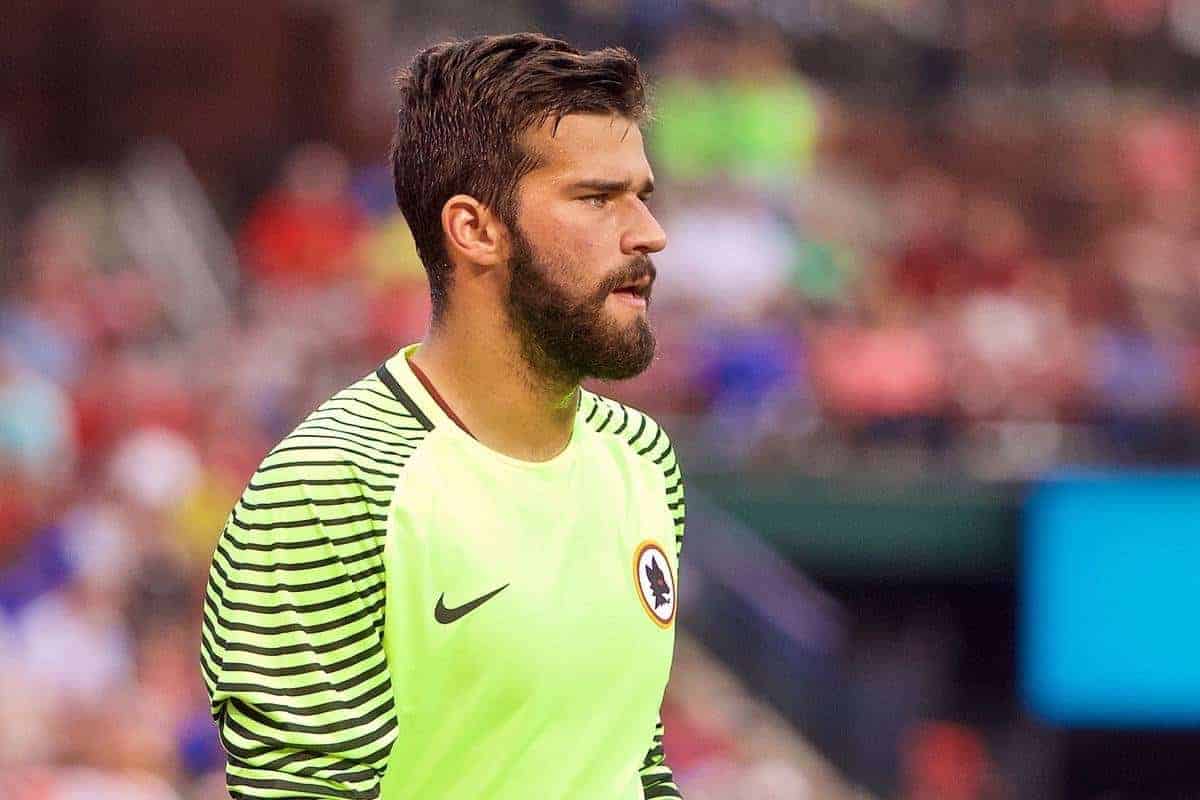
[581,389,687,556]
[579,389,678,471]
[580,388,686,494]
[257,370,435,481]
[230,370,435,546]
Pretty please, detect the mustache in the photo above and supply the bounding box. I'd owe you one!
[596,256,657,298]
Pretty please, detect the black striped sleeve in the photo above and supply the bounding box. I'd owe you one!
[201,415,427,799]
[635,411,685,799]
[640,714,682,798]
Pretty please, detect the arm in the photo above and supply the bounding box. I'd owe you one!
[639,714,683,799]
[200,455,397,800]
[639,445,686,799]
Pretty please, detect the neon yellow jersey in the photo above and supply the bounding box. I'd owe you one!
[201,343,685,800]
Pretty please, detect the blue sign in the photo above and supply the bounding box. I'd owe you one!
[1022,473,1200,727]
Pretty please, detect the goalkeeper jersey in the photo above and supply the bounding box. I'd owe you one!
[201,343,685,800]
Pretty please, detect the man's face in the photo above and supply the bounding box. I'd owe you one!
[502,113,667,383]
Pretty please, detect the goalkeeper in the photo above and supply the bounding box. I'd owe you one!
[201,32,684,799]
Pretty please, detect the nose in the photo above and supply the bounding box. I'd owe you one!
[621,200,668,256]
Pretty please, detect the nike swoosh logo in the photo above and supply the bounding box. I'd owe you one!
[434,583,509,624]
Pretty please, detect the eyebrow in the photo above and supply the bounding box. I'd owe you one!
[569,177,655,196]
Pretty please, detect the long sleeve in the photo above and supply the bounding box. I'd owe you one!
[199,442,403,800]
[639,441,686,799]
[639,713,683,798]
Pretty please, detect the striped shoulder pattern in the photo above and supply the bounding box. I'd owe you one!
[581,391,685,559]
[201,369,433,800]
[580,390,685,800]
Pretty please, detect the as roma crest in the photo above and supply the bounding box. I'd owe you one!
[633,541,676,628]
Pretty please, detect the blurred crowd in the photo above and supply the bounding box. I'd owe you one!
[7,3,1200,799]
[628,24,1200,478]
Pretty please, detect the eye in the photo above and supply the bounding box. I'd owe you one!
[583,195,610,209]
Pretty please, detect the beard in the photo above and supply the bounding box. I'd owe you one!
[504,224,656,384]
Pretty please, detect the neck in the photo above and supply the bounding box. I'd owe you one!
[409,313,580,462]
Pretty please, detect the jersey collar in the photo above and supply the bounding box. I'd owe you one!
[377,342,587,469]
[377,343,449,433]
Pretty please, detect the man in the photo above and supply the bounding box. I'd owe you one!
[201,32,684,800]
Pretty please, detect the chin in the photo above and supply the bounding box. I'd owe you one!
[588,333,656,382]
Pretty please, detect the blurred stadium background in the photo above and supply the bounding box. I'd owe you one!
[6,1,1200,797]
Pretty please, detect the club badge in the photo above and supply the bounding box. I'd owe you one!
[633,540,676,628]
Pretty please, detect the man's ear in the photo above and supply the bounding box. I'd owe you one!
[442,195,507,269]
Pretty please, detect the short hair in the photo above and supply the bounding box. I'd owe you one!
[391,33,648,321]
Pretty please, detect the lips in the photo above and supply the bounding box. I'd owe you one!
[611,274,652,298]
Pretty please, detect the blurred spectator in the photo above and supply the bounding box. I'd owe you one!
[651,24,821,186]
[887,169,966,302]
[809,303,948,448]
[901,721,1000,800]
[0,348,77,487]
[239,142,367,285]
[654,192,798,323]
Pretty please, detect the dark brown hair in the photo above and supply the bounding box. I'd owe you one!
[391,32,648,321]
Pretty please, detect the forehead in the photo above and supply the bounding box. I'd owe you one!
[522,112,652,185]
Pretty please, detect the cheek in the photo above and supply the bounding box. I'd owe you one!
[543,212,606,254]
[536,224,609,280]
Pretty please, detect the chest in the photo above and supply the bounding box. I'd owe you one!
[383,436,678,713]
